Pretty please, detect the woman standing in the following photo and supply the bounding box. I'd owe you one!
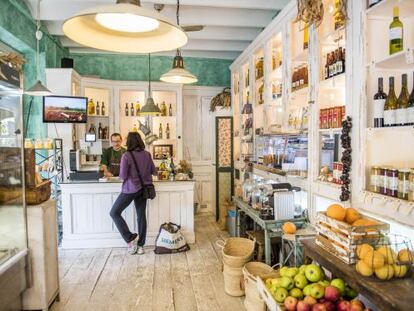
[110,132,156,255]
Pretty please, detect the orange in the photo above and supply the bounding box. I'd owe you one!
[363,250,385,269]
[326,204,346,221]
[283,222,297,234]
[345,208,361,224]
[356,243,374,259]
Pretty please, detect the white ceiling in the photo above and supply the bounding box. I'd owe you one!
[27,0,290,60]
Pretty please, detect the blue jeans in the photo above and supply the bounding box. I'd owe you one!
[110,190,147,246]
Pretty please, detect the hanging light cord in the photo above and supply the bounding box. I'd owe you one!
[176,0,180,25]
[148,53,151,96]
[36,0,41,80]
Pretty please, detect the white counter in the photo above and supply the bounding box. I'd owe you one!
[60,181,195,249]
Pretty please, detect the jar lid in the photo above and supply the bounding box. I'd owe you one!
[399,169,410,173]
[389,168,399,172]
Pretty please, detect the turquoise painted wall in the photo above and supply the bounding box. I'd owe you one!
[71,53,232,87]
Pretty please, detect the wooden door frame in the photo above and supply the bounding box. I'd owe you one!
[215,116,234,221]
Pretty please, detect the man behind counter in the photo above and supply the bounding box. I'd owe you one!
[100,133,126,177]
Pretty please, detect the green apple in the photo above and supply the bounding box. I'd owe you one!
[280,266,289,277]
[279,276,294,290]
[303,284,312,296]
[294,274,308,289]
[271,278,282,287]
[330,278,346,296]
[344,286,358,299]
[299,265,307,275]
[270,284,279,295]
[289,288,304,300]
[285,267,299,278]
[310,283,325,299]
[318,280,330,288]
[274,287,289,303]
[305,264,323,283]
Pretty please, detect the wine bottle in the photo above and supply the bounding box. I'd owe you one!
[396,74,409,126]
[166,123,170,139]
[101,102,106,116]
[96,101,100,116]
[408,72,414,126]
[130,103,135,116]
[325,53,330,80]
[159,123,163,139]
[384,77,397,127]
[169,103,173,116]
[98,123,103,139]
[125,103,129,117]
[373,77,387,128]
[303,23,309,50]
[389,6,403,55]
[337,47,344,75]
[329,51,335,78]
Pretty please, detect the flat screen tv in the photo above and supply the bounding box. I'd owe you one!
[43,96,88,123]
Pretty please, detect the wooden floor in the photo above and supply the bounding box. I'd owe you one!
[51,214,246,311]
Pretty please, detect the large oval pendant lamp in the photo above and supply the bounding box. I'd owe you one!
[140,54,161,115]
[160,0,198,84]
[62,0,188,54]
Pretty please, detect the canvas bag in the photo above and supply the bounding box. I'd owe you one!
[154,222,190,254]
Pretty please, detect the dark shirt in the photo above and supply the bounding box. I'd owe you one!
[119,150,156,194]
[100,147,126,167]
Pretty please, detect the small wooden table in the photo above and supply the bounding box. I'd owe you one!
[233,197,306,265]
[302,239,414,311]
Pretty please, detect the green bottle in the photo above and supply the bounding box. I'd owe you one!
[389,6,403,55]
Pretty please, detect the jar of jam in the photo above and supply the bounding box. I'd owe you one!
[370,166,381,193]
[409,169,414,202]
[379,167,388,195]
[398,169,410,200]
[387,169,399,197]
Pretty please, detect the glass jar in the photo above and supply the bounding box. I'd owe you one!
[379,167,388,195]
[386,169,399,197]
[24,138,34,148]
[370,166,381,193]
[35,138,43,149]
[398,169,410,200]
[409,169,414,202]
[43,138,53,149]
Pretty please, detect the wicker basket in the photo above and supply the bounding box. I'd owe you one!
[216,238,255,268]
[243,262,279,311]
[26,180,51,205]
[223,264,245,297]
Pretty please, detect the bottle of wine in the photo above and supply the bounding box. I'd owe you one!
[303,23,309,50]
[341,48,346,73]
[159,123,163,139]
[166,123,170,139]
[325,53,330,80]
[169,103,173,116]
[130,103,135,116]
[389,6,403,55]
[101,102,105,116]
[396,73,409,126]
[96,101,100,116]
[125,103,129,117]
[373,77,387,128]
[336,47,344,75]
[98,123,103,139]
[384,77,397,127]
[329,51,335,78]
[408,72,414,126]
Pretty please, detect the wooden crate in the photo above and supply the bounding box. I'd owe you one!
[26,180,51,205]
[256,276,284,311]
[316,212,390,264]
[24,148,36,188]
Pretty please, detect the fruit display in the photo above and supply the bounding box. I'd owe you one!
[315,204,390,264]
[262,264,363,311]
[355,237,413,281]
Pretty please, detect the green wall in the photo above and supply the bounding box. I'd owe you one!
[71,53,232,87]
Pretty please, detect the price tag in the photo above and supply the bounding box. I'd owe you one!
[405,49,414,65]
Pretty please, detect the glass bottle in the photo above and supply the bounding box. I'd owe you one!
[384,77,397,127]
[101,102,106,116]
[98,122,103,139]
[96,101,100,116]
[161,101,167,116]
[169,103,173,116]
[135,101,141,115]
[373,77,387,128]
[396,73,409,126]
[389,6,404,55]
[407,71,414,126]
[125,102,129,117]
[130,103,135,117]
[303,22,309,50]
[166,123,170,139]
[159,123,163,139]
[88,99,95,116]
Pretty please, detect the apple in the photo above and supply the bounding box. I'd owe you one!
[279,276,294,290]
[330,278,346,295]
[344,286,358,299]
[297,301,312,311]
[310,284,325,299]
[304,295,318,306]
[318,280,330,288]
[270,278,282,287]
[289,287,303,300]
[280,266,289,277]
[274,287,288,303]
[305,264,323,282]
[294,273,309,289]
[285,267,299,278]
[337,300,351,311]
[303,284,313,296]
[312,303,327,311]
[284,296,298,311]
[324,286,340,302]
[299,264,308,275]
[323,301,336,311]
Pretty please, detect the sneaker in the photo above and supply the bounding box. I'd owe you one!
[127,235,139,255]
[137,246,145,255]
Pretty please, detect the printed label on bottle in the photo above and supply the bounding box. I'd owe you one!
[387,177,398,191]
[373,99,386,119]
[407,107,414,124]
[396,108,407,125]
[370,175,380,187]
[390,28,403,41]
[337,62,343,74]
[398,180,410,194]
[384,110,396,126]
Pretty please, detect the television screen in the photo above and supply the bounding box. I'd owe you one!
[43,96,88,123]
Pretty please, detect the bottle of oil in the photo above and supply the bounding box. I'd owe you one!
[88,99,96,115]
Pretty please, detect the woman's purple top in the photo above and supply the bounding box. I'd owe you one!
[119,150,156,194]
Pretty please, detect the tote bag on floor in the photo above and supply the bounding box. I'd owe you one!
[154,222,190,254]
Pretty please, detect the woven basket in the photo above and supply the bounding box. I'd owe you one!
[242,262,280,311]
[216,238,255,268]
[223,264,245,297]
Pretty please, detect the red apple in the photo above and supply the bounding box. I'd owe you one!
[304,295,318,306]
[284,296,298,311]
[337,300,351,311]
[297,301,312,311]
[312,303,327,311]
[324,286,340,302]
[323,301,336,311]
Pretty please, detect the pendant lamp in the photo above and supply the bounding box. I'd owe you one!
[62,0,188,54]
[140,54,161,115]
[160,0,198,84]
[26,0,52,96]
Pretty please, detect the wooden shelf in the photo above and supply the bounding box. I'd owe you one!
[313,180,342,201]
[302,239,414,311]
[370,48,414,70]
[366,0,414,18]
[366,125,414,134]
[253,165,308,191]
[88,115,109,118]
[319,72,346,89]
